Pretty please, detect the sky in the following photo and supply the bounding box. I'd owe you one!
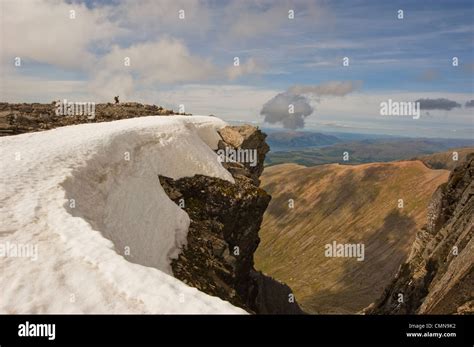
[0,0,473,138]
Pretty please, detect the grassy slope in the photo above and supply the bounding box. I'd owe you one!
[254,161,449,314]
[413,147,474,170]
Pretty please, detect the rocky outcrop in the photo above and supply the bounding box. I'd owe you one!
[0,102,184,136]
[217,125,270,185]
[160,125,304,314]
[367,154,474,314]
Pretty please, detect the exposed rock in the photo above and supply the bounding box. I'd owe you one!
[368,154,474,314]
[160,173,304,314]
[249,270,304,314]
[220,161,250,181]
[160,125,304,314]
[0,102,183,136]
[218,127,244,148]
[217,125,270,185]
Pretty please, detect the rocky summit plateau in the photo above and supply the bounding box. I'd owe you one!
[0,101,183,136]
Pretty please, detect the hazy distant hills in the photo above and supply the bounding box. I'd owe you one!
[255,160,450,314]
[266,131,340,151]
[266,136,474,167]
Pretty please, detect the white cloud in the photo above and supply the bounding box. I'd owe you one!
[87,39,221,99]
[288,81,363,97]
[88,71,135,102]
[0,0,272,100]
[1,0,121,69]
[1,75,89,102]
[260,81,362,129]
[88,39,265,99]
[224,0,327,40]
[98,39,218,83]
[314,92,474,123]
[140,84,279,122]
[113,0,211,37]
[227,58,263,80]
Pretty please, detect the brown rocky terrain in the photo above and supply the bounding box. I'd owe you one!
[367,154,473,314]
[0,102,184,136]
[160,125,304,314]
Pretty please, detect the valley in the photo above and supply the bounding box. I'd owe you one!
[255,160,451,313]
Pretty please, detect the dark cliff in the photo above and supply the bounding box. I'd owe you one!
[368,154,474,314]
[160,125,304,314]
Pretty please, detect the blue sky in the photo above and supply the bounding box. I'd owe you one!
[1,0,473,137]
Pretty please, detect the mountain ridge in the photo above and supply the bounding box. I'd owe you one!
[367,154,473,314]
[255,159,450,313]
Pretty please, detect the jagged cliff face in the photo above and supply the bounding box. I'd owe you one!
[368,155,474,314]
[161,125,304,314]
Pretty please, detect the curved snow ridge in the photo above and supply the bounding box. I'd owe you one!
[0,116,244,313]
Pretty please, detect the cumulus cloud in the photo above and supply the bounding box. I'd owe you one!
[465,100,474,108]
[87,38,219,100]
[96,39,219,85]
[88,71,135,102]
[2,0,263,101]
[147,84,278,120]
[261,81,361,129]
[260,93,313,129]
[288,81,362,97]
[415,98,462,111]
[225,0,327,40]
[88,39,264,99]
[1,0,121,69]
[112,0,212,38]
[227,58,263,80]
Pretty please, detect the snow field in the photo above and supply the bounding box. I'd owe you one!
[0,116,244,313]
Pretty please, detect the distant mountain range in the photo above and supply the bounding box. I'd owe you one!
[266,131,340,151]
[265,131,474,167]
